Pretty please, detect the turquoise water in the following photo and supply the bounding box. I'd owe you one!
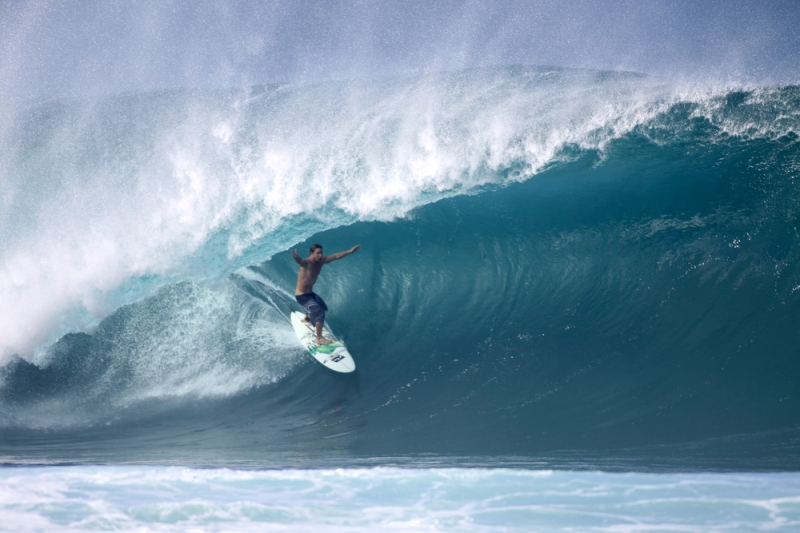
[1,67,799,529]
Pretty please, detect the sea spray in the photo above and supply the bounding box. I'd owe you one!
[0,67,735,361]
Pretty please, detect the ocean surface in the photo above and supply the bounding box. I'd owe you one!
[1,66,799,530]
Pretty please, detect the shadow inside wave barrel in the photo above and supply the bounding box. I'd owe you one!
[250,123,800,467]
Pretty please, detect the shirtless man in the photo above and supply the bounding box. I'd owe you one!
[292,243,360,345]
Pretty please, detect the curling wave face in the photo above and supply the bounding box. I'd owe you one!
[1,68,799,466]
[0,66,761,361]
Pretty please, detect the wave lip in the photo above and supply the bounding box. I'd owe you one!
[2,66,773,361]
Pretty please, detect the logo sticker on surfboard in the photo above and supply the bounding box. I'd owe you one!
[290,312,356,373]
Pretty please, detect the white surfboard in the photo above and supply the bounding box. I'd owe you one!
[290,311,356,373]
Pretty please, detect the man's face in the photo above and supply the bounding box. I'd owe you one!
[311,248,323,262]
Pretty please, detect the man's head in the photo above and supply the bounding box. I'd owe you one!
[310,244,323,262]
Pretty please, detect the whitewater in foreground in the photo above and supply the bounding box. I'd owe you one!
[2,467,799,532]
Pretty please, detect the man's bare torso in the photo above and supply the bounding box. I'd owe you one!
[292,245,360,295]
[294,247,327,294]
[295,261,323,295]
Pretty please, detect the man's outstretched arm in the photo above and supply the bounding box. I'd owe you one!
[291,249,310,266]
[323,245,360,263]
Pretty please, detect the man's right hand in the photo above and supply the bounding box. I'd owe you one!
[291,249,305,265]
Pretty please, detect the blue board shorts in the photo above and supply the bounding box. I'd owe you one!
[295,292,328,325]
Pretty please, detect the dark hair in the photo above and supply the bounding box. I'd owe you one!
[310,244,323,254]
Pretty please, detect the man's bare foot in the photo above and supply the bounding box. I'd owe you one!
[316,337,333,345]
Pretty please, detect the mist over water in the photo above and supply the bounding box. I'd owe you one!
[2,4,800,531]
[2,0,799,104]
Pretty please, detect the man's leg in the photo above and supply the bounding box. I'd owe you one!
[315,322,332,345]
[296,294,313,324]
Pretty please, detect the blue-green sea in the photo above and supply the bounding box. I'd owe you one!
[2,66,799,531]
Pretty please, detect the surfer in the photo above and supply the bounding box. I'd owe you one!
[292,244,360,345]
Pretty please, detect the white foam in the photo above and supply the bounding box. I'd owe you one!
[2,279,303,429]
[1,467,798,532]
